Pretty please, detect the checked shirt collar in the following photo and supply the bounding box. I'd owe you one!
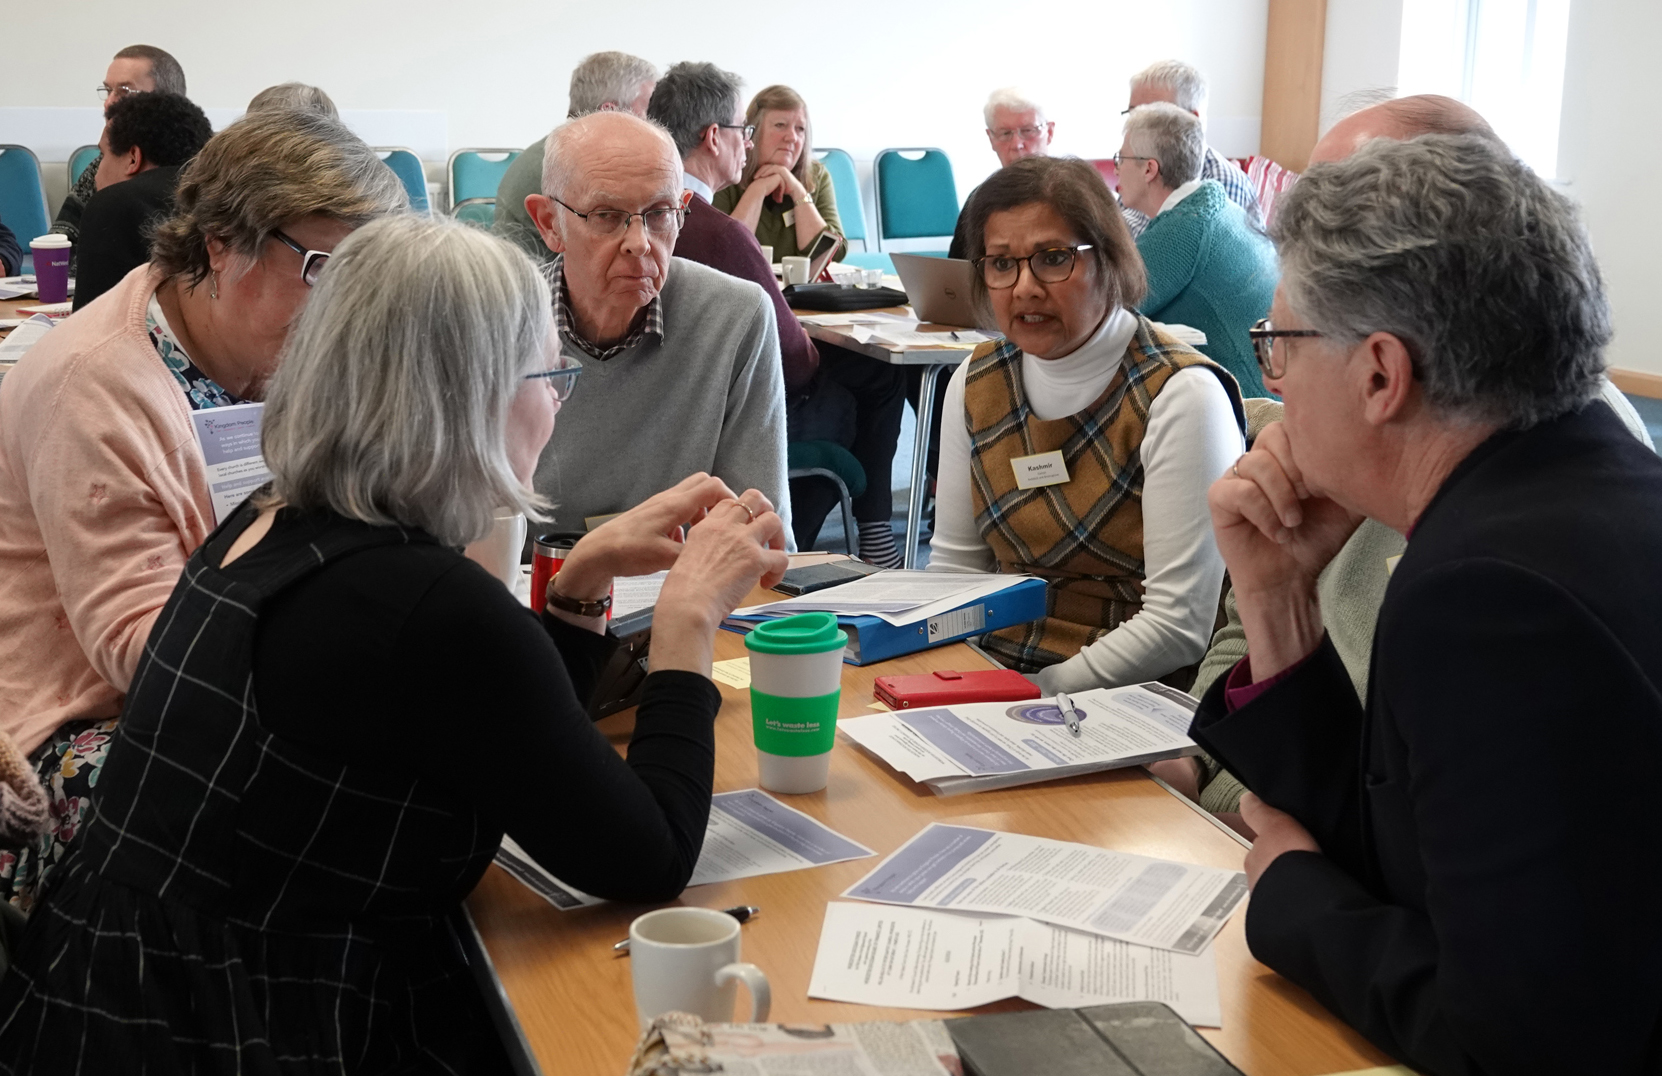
[550,255,664,361]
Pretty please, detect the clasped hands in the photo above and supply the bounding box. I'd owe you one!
[1208,421,1364,887]
[748,163,808,204]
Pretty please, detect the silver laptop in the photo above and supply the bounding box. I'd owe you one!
[891,253,982,328]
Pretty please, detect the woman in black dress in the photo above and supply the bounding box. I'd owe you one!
[0,214,789,1073]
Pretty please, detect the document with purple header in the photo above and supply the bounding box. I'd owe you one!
[839,683,1201,796]
[189,403,271,526]
[841,824,1246,955]
[497,789,876,910]
[808,903,1222,1026]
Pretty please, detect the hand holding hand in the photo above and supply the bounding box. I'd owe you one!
[553,473,740,604]
[754,164,807,203]
[745,169,788,204]
[1240,792,1320,889]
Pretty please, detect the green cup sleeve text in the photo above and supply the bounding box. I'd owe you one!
[751,688,840,757]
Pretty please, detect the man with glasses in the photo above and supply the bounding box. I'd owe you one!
[523,110,791,541]
[52,44,187,252]
[946,88,1054,260]
[1119,60,1260,239]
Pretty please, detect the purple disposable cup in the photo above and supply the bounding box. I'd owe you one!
[30,235,71,304]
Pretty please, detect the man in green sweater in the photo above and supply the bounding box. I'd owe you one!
[1119,102,1277,399]
[494,51,658,266]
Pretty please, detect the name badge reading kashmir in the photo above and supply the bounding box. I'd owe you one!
[1010,451,1070,490]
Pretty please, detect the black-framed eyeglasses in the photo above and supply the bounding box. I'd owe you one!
[1248,318,1324,379]
[718,123,757,141]
[975,245,1094,290]
[524,356,583,401]
[551,196,687,238]
[1112,153,1155,170]
[271,230,330,287]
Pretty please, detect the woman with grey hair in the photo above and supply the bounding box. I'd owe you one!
[0,108,406,911]
[247,80,339,119]
[0,215,788,1069]
[1192,133,1662,1075]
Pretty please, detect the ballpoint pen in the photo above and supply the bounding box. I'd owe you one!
[613,905,760,953]
[1054,691,1083,737]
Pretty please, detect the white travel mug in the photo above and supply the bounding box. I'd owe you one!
[629,907,771,1029]
[781,256,811,286]
[745,612,847,794]
[462,509,527,592]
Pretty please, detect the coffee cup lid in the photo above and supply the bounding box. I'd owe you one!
[745,611,847,655]
[30,234,71,249]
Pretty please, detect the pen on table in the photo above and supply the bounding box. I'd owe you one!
[1054,691,1082,737]
[950,331,961,340]
[613,905,759,953]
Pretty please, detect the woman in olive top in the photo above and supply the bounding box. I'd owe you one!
[714,85,842,261]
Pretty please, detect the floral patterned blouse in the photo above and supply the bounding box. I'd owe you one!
[146,294,241,410]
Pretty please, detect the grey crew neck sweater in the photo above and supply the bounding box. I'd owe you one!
[532,256,792,542]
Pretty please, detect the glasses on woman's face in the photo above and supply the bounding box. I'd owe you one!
[271,230,330,287]
[975,245,1094,290]
[551,196,687,239]
[1248,318,1325,379]
[524,356,583,401]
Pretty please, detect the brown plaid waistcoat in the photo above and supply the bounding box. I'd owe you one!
[966,317,1243,673]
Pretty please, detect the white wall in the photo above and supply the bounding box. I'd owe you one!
[1319,0,1403,132]
[1557,0,1662,376]
[0,0,1267,216]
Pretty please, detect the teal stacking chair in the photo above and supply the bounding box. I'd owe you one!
[814,148,867,251]
[374,148,430,214]
[453,197,496,229]
[787,441,866,554]
[448,149,520,211]
[69,144,101,189]
[0,147,50,273]
[873,148,958,252]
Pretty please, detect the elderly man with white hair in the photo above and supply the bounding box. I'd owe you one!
[1120,59,1261,238]
[523,110,791,540]
[947,87,1054,259]
[495,50,660,263]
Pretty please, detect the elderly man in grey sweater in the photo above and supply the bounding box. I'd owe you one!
[524,110,791,540]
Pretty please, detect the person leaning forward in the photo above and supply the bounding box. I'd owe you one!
[524,110,791,540]
[1193,133,1662,1074]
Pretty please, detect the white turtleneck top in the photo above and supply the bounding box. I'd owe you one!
[926,307,1244,694]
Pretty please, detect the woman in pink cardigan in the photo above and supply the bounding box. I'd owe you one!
[0,109,406,908]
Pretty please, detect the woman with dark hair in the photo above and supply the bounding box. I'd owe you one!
[713,85,841,261]
[927,156,1245,695]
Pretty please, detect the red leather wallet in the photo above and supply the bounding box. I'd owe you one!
[872,669,1041,710]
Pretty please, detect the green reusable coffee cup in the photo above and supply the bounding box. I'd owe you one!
[744,612,848,793]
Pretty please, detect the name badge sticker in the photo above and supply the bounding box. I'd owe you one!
[1011,451,1070,490]
[782,208,796,227]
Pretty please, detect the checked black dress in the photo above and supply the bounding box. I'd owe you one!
[0,503,720,1073]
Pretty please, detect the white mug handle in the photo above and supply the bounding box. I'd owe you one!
[714,962,771,1021]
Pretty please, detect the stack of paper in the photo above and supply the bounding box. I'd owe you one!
[840,682,1201,795]
[1149,321,1208,346]
[733,570,1030,627]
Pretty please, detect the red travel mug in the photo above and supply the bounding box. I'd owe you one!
[530,534,579,613]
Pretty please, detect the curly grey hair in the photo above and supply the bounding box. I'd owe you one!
[260,215,553,546]
[1125,102,1204,187]
[1272,132,1609,430]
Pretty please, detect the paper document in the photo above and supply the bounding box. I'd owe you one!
[0,313,53,365]
[871,330,992,349]
[839,682,1200,795]
[711,657,752,689]
[735,570,1029,627]
[843,824,1246,955]
[612,570,666,618]
[1149,322,1207,346]
[188,403,271,525]
[655,1018,960,1076]
[497,789,876,910]
[809,903,1221,1026]
[16,302,72,317]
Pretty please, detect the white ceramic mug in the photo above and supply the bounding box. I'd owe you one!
[781,256,811,286]
[629,907,771,1029]
[759,244,773,266]
[463,510,527,592]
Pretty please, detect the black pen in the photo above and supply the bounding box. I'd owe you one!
[613,905,760,953]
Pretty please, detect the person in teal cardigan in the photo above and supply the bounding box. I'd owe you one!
[1118,102,1277,398]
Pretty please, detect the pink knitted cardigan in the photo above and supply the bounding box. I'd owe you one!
[0,265,214,757]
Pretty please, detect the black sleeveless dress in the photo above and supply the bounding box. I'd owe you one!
[0,501,720,1073]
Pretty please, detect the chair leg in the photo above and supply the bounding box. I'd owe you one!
[837,482,858,557]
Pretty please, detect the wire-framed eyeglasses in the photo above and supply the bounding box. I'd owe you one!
[1248,318,1324,379]
[271,230,330,287]
[975,245,1094,290]
[551,196,687,238]
[989,125,1047,143]
[524,357,583,401]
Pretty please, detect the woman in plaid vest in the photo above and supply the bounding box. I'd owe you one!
[927,157,1246,696]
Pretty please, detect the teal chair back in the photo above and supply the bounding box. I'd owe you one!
[0,146,50,270]
[453,197,496,228]
[375,148,430,214]
[448,149,520,209]
[69,144,100,188]
[873,148,958,248]
[814,148,866,247]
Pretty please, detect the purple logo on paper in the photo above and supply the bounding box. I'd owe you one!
[1005,702,1085,726]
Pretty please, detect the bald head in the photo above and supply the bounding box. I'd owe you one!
[541,109,682,204]
[1310,94,1499,165]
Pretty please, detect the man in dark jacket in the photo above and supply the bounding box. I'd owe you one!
[1195,132,1662,1075]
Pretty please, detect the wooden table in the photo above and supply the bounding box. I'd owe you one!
[792,307,999,567]
[463,573,1392,1076]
